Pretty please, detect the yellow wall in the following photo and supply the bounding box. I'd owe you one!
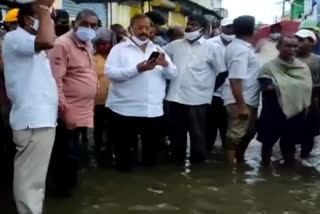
[108,1,186,28]
[169,11,186,26]
[54,0,62,9]
[109,3,145,28]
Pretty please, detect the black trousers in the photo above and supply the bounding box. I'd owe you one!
[257,92,307,164]
[168,102,208,163]
[49,120,88,195]
[109,110,164,170]
[0,104,14,187]
[94,106,112,163]
[206,96,227,152]
[301,94,320,157]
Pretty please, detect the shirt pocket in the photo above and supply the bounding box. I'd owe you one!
[191,60,208,72]
[189,65,213,91]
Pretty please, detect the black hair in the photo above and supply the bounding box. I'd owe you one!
[130,14,150,27]
[75,9,98,22]
[188,14,208,29]
[167,26,184,39]
[17,3,34,28]
[111,24,124,31]
[233,15,255,37]
[54,9,69,21]
[145,11,166,26]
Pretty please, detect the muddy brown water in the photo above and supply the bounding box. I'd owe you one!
[38,139,320,214]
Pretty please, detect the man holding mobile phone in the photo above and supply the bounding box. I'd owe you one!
[106,14,177,170]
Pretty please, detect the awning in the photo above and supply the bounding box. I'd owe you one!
[254,20,301,45]
[151,0,176,9]
[172,0,222,19]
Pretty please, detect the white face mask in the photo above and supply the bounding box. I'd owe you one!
[76,27,96,43]
[29,16,39,31]
[185,28,203,41]
[130,27,149,46]
[221,33,235,42]
[131,36,149,46]
[270,33,281,40]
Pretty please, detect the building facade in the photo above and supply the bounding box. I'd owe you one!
[2,0,227,28]
[291,0,320,22]
[54,0,108,26]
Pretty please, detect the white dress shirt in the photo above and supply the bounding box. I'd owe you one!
[222,38,262,107]
[208,35,228,97]
[164,37,225,105]
[2,27,58,130]
[105,39,177,118]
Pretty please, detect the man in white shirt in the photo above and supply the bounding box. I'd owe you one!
[164,15,225,164]
[206,17,234,153]
[106,14,177,170]
[223,16,261,165]
[2,1,58,213]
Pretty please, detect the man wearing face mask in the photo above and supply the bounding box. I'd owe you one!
[256,23,282,64]
[2,1,58,213]
[106,14,177,170]
[206,18,235,153]
[164,15,226,164]
[48,9,98,196]
[53,9,70,37]
[0,9,19,164]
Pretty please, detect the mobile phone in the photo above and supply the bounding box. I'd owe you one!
[148,52,160,61]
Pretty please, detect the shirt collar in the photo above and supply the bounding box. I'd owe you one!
[217,36,224,45]
[234,38,252,47]
[70,30,90,48]
[16,27,34,37]
[184,36,206,45]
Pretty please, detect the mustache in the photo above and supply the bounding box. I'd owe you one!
[137,34,149,37]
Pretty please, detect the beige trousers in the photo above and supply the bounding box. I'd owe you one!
[12,128,56,214]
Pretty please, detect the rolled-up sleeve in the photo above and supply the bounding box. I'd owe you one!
[48,43,68,108]
[105,46,140,81]
[226,47,248,79]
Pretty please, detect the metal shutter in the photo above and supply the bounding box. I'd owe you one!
[62,0,108,26]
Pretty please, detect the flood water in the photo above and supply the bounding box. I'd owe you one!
[3,139,320,214]
[44,139,320,214]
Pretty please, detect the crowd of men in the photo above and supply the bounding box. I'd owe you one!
[1,0,320,213]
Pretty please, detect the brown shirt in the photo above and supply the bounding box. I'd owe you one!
[49,31,98,128]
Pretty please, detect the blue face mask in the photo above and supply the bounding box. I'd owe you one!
[75,27,96,42]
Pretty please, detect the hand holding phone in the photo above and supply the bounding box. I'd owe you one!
[148,51,160,61]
